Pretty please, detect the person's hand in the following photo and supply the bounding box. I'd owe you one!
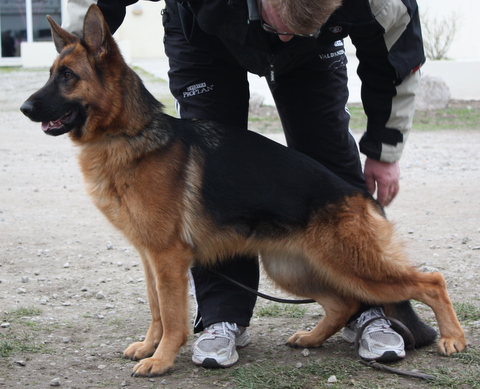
[364,158,400,206]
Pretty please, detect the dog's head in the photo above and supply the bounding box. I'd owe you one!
[20,5,125,142]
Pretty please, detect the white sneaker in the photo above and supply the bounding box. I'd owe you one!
[342,307,406,362]
[192,322,250,368]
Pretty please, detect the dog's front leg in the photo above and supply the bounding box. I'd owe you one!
[130,243,192,377]
[124,248,163,361]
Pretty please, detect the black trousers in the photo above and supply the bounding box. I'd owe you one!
[163,3,366,332]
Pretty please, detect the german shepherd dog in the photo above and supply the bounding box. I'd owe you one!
[21,5,466,377]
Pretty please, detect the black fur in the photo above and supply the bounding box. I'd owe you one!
[171,117,364,237]
[388,301,438,349]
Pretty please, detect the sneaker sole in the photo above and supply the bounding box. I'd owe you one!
[197,357,234,368]
[359,348,406,363]
[192,348,240,368]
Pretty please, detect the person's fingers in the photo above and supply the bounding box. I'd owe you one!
[376,182,390,206]
[364,171,376,196]
[378,180,400,206]
[391,181,400,201]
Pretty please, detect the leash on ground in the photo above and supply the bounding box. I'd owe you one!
[208,268,437,381]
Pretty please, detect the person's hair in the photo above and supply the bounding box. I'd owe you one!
[268,0,343,35]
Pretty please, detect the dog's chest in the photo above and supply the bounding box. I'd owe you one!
[77,145,187,248]
[79,151,134,228]
[86,171,129,223]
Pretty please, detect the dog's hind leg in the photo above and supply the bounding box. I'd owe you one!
[384,300,437,349]
[130,243,192,377]
[407,271,466,356]
[124,249,163,361]
[286,294,360,348]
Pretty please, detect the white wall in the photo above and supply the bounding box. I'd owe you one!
[346,55,480,102]
[418,0,480,60]
[13,0,480,64]
[20,42,57,68]
[421,60,480,100]
[115,0,480,62]
[98,0,480,100]
[114,2,164,60]
[345,0,480,101]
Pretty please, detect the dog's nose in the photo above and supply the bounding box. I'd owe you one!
[20,100,34,117]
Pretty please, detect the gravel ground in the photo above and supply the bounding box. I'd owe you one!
[0,68,479,388]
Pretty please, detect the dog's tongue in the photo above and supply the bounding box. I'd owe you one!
[41,122,49,132]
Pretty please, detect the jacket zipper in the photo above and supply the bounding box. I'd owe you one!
[269,59,275,83]
[255,23,276,84]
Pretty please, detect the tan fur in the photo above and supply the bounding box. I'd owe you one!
[22,5,466,377]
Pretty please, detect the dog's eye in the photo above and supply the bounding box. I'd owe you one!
[57,68,76,84]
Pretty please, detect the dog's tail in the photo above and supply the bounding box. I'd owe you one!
[386,301,437,349]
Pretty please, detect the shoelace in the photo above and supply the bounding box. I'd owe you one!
[206,322,238,338]
[363,318,394,334]
[356,308,392,332]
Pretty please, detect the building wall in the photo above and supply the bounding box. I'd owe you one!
[114,2,164,60]
[418,0,480,60]
[114,0,480,61]
[7,0,480,63]
[344,0,480,101]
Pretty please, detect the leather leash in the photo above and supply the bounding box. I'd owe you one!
[206,267,316,304]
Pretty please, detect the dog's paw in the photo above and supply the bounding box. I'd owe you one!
[286,331,324,348]
[438,336,467,356]
[131,357,174,377]
[123,341,156,361]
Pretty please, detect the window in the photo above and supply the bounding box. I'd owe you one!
[1,0,61,58]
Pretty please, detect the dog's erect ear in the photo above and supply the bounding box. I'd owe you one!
[47,15,78,54]
[83,4,110,56]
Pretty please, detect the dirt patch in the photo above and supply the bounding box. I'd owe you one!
[1,68,479,388]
